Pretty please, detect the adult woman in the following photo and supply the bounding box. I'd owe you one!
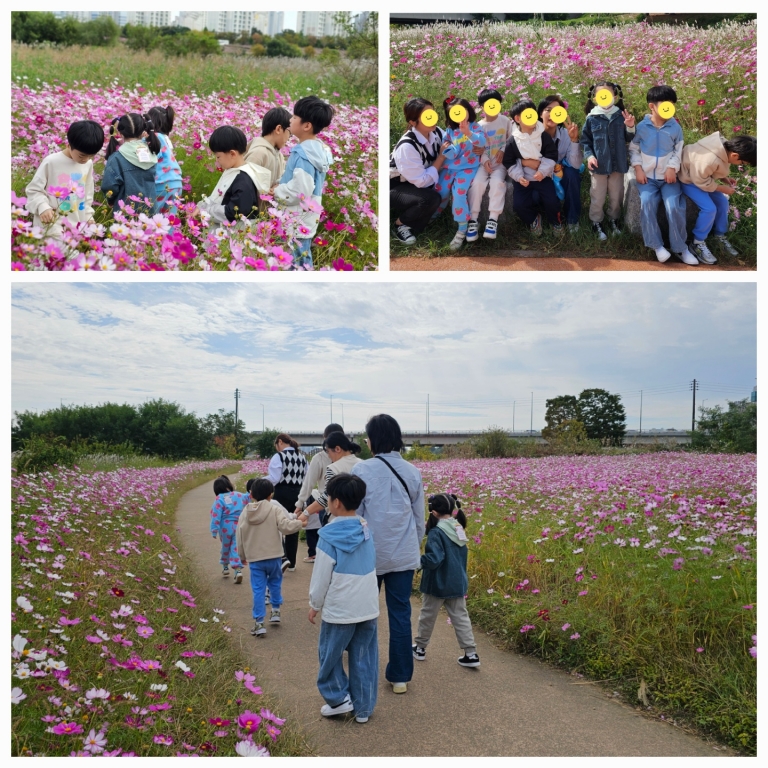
[350,414,425,694]
[390,97,450,245]
[266,433,308,571]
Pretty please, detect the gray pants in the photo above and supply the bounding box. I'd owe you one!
[414,594,476,656]
[589,171,624,222]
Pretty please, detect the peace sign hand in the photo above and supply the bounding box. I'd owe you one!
[565,118,579,143]
[622,110,635,128]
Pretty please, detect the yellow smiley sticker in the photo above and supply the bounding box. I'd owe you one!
[520,107,538,126]
[483,98,502,117]
[449,104,468,123]
[550,106,568,124]
[658,101,676,119]
[595,88,614,108]
[420,109,439,127]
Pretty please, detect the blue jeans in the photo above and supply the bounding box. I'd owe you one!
[317,619,378,718]
[377,570,414,683]
[637,178,688,252]
[680,183,729,242]
[292,238,313,269]
[248,558,283,621]
[560,164,582,225]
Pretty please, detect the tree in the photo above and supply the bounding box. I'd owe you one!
[252,429,281,458]
[125,23,160,52]
[473,426,513,458]
[543,395,579,438]
[576,388,626,445]
[134,399,210,458]
[334,11,378,60]
[79,16,119,47]
[265,38,302,58]
[690,399,756,453]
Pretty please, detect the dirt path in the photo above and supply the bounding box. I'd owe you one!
[177,478,727,756]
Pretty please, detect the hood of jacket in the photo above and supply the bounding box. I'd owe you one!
[510,121,544,159]
[437,518,467,547]
[696,131,728,163]
[638,114,678,133]
[247,137,280,157]
[320,516,368,553]
[118,139,158,170]
[589,104,620,118]
[241,499,276,526]
[295,139,333,174]
[238,161,272,193]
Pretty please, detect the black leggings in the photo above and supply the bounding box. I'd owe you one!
[512,177,562,226]
[391,179,442,234]
[273,483,301,568]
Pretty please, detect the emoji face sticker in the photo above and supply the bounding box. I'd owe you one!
[595,88,614,108]
[550,106,568,124]
[449,104,468,123]
[420,109,439,127]
[520,107,538,126]
[658,101,676,119]
[483,98,502,117]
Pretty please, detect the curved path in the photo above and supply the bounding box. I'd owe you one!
[177,478,727,757]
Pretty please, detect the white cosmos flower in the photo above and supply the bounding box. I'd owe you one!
[12,635,28,654]
[235,741,270,757]
[16,596,33,613]
[174,661,190,673]
[12,687,27,705]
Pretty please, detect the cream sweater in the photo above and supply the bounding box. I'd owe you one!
[244,137,287,188]
[235,499,303,564]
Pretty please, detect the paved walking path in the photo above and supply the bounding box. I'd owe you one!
[177,478,727,757]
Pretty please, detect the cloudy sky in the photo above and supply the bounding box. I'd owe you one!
[11,282,755,434]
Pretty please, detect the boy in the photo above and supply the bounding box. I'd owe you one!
[502,99,560,235]
[678,133,756,264]
[210,475,248,583]
[467,89,513,241]
[198,125,271,226]
[244,107,292,188]
[301,473,378,724]
[629,85,697,265]
[272,96,335,268]
[235,479,303,637]
[25,119,104,239]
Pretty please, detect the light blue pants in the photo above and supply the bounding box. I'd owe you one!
[248,558,283,622]
[292,238,313,269]
[680,183,730,242]
[317,618,378,719]
[637,178,688,251]
[218,518,242,570]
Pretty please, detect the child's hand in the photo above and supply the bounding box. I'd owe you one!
[622,110,635,128]
[494,149,504,165]
[664,167,677,184]
[726,177,738,187]
[459,118,471,137]
[566,119,579,143]
[483,160,492,173]
[308,608,318,625]
[634,167,647,185]
[587,156,599,171]
[532,171,544,182]
[519,177,530,187]
[719,184,737,196]
[212,533,218,539]
[472,145,484,157]
[40,209,56,224]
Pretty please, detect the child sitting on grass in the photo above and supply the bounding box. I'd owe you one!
[210,475,248,584]
[245,107,293,189]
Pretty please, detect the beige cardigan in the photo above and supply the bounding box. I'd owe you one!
[235,499,303,564]
[244,137,287,188]
[677,131,731,193]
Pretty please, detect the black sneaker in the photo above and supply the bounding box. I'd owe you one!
[591,221,608,241]
[529,214,543,236]
[394,224,416,245]
[412,644,426,661]
[608,218,622,236]
[281,560,290,573]
[458,653,481,668]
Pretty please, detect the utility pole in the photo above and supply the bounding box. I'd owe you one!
[234,388,240,443]
[427,394,430,434]
[639,389,643,435]
[530,392,533,437]
[513,400,516,434]
[690,379,699,432]
[261,404,265,432]
[341,403,344,430]
[330,394,333,423]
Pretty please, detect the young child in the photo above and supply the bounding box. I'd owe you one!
[301,473,378,724]
[198,126,271,226]
[236,479,304,637]
[628,86,697,265]
[210,475,248,583]
[101,113,160,215]
[244,107,292,188]
[412,494,480,668]
[467,89,513,241]
[25,119,104,238]
[144,106,183,215]
[502,99,560,236]
[272,96,335,268]
[678,133,756,264]
[581,81,636,240]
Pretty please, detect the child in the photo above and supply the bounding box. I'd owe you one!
[581,81,636,240]
[210,475,248,583]
[25,119,104,238]
[101,113,160,215]
[412,494,479,668]
[144,106,183,215]
[244,107,293,188]
[502,99,560,236]
[629,86,697,265]
[198,126,271,226]
[301,473,378,724]
[272,96,335,268]
[678,133,756,264]
[467,89,513,241]
[236,479,304,637]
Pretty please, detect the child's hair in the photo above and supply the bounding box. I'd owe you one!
[443,96,476,129]
[293,96,335,134]
[250,478,274,501]
[67,120,105,155]
[646,85,677,105]
[208,125,247,154]
[323,431,361,454]
[426,493,467,531]
[245,477,257,494]
[723,136,757,166]
[106,113,160,159]
[584,81,626,114]
[274,433,300,451]
[213,475,234,495]
[261,107,292,137]
[326,473,367,512]
[145,106,175,135]
[537,94,566,120]
[477,88,502,108]
[364,414,403,454]
[509,99,537,124]
[403,97,434,124]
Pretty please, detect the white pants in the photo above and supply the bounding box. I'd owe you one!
[468,163,508,220]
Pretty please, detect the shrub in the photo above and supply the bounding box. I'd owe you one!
[473,426,514,458]
[403,441,437,462]
[13,434,76,473]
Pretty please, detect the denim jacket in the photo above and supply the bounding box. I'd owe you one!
[101,149,158,215]
[581,110,635,175]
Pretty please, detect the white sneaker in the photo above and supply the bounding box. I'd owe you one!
[466,219,479,242]
[567,222,580,233]
[394,223,416,246]
[355,715,369,724]
[654,246,671,263]
[449,230,466,251]
[682,245,707,265]
[320,696,354,717]
[483,218,498,239]
[233,570,243,584]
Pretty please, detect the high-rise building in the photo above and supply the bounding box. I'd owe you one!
[125,12,171,28]
[177,11,207,31]
[253,12,284,36]
[296,11,343,38]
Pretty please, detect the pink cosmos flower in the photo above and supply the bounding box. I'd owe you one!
[53,721,84,735]
[237,711,262,734]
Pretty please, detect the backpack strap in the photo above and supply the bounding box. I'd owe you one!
[375,455,415,503]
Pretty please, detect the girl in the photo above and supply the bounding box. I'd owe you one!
[210,475,248,583]
[436,96,486,251]
[101,113,160,216]
[412,494,480,668]
[144,106,183,215]
[580,81,635,240]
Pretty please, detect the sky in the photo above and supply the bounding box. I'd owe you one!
[11,282,756,434]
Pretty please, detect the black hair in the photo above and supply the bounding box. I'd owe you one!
[477,88,502,108]
[723,136,756,167]
[145,105,175,135]
[365,414,404,454]
[66,120,104,155]
[426,493,467,532]
[245,478,257,493]
[323,431,361,454]
[106,113,161,159]
[323,423,345,438]
[213,475,234,496]
[404,97,434,125]
[537,94,565,121]
[584,81,625,115]
[443,96,476,129]
[251,478,274,501]
[274,433,300,451]
[293,96,335,134]
[261,107,292,137]
[646,85,677,105]
[509,99,537,124]
[208,125,247,154]
[326,473,367,512]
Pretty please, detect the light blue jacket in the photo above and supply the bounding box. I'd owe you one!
[629,114,684,180]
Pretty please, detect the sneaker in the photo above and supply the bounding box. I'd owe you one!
[677,247,702,266]
[265,589,270,605]
[251,622,266,637]
[233,570,243,584]
[412,644,426,661]
[551,223,563,233]
[303,556,316,563]
[287,566,296,572]
[466,219,479,242]
[222,567,229,578]
[483,218,498,239]
[269,609,281,623]
[458,653,481,668]
[393,223,416,246]
[320,696,354,717]
[712,234,739,257]
[591,221,608,241]
[391,682,407,694]
[281,560,290,573]
[689,241,715,265]
[654,246,671,263]
[449,230,466,251]
[608,218,622,236]
[529,214,543,236]
[355,716,369,724]
[567,222,580,233]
